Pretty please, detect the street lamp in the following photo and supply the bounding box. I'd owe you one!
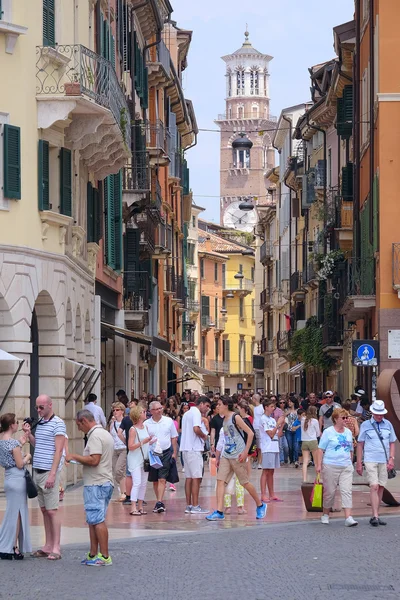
[238,199,255,211]
[234,272,244,280]
[226,292,234,299]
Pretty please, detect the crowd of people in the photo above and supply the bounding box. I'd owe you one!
[0,385,397,565]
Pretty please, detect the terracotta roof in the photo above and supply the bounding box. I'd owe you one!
[198,230,252,254]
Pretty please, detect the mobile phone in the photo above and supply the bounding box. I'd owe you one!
[68,459,79,464]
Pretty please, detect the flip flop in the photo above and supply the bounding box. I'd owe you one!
[271,497,284,502]
[31,550,49,558]
[47,553,61,560]
[130,510,142,516]
[139,510,147,515]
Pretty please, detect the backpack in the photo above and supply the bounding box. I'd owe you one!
[232,414,257,456]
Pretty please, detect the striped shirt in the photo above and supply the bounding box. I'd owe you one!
[32,415,66,470]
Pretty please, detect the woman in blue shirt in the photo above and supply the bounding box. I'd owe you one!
[316,408,358,527]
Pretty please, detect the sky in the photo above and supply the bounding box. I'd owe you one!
[171,0,354,223]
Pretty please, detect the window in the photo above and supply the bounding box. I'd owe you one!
[3,124,21,200]
[239,297,244,319]
[59,147,72,216]
[327,148,332,189]
[251,266,255,282]
[200,258,205,279]
[38,140,49,210]
[251,299,255,320]
[228,73,232,97]
[214,262,218,281]
[222,296,226,310]
[223,339,230,364]
[187,243,195,265]
[214,297,218,322]
[238,106,244,119]
[43,0,55,47]
[250,70,259,95]
[222,264,226,288]
[236,70,244,96]
[361,65,370,145]
[214,337,219,362]
[192,215,196,228]
[201,337,206,368]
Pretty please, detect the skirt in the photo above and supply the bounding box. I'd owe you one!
[0,467,32,553]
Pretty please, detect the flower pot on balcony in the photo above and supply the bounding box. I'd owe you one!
[64,82,81,96]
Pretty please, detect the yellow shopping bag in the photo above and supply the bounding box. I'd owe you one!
[311,474,323,509]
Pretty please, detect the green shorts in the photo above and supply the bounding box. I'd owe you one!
[301,440,318,452]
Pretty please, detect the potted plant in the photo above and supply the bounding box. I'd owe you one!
[64,72,81,95]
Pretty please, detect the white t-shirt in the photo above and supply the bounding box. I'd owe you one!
[85,402,106,428]
[259,414,279,453]
[253,404,264,432]
[110,420,126,450]
[180,406,204,452]
[145,415,178,451]
[300,417,320,441]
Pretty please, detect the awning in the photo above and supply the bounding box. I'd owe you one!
[65,358,101,404]
[101,322,152,346]
[0,349,25,411]
[287,362,305,375]
[159,349,209,383]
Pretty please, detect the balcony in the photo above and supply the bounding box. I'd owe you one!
[209,360,230,374]
[302,259,318,287]
[147,40,171,89]
[187,300,200,314]
[339,258,375,321]
[214,318,226,333]
[216,112,277,122]
[146,119,170,166]
[322,321,343,356]
[277,330,292,354]
[335,201,353,251]
[36,44,130,180]
[253,355,265,371]
[174,276,187,308]
[201,315,214,332]
[182,323,194,346]
[123,271,150,332]
[122,153,150,208]
[169,150,183,181]
[223,278,254,296]
[290,271,305,300]
[229,361,253,375]
[134,208,159,257]
[260,338,274,354]
[165,265,176,295]
[260,240,273,264]
[260,288,273,310]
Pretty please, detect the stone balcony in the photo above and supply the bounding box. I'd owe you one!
[35,44,131,180]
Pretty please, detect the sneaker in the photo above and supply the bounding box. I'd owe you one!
[158,502,166,513]
[294,461,299,469]
[86,554,112,566]
[184,505,193,514]
[81,552,95,565]
[169,484,176,492]
[370,517,379,527]
[122,498,132,506]
[378,518,387,526]
[182,467,185,473]
[251,461,257,470]
[256,502,268,520]
[153,501,162,513]
[345,516,358,527]
[191,505,209,514]
[206,510,225,521]
[321,514,330,524]
[257,464,262,470]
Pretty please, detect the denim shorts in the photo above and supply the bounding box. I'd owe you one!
[83,483,114,525]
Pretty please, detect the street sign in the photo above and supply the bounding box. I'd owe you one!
[388,330,400,359]
[352,340,379,367]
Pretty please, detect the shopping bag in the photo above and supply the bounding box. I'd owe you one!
[311,474,323,509]
[167,458,179,483]
[225,474,236,496]
[209,456,217,477]
[149,450,163,470]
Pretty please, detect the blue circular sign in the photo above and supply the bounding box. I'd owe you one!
[357,344,375,362]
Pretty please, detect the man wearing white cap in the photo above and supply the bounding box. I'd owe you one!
[354,388,366,416]
[319,391,341,432]
[357,400,397,527]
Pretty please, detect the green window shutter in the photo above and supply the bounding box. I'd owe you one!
[93,187,101,244]
[201,295,209,316]
[59,147,72,216]
[140,67,148,109]
[113,170,122,271]
[43,0,55,47]
[87,182,94,242]
[105,175,115,268]
[111,35,116,68]
[3,124,21,200]
[341,162,353,200]
[38,140,49,210]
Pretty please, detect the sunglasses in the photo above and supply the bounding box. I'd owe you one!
[113,408,123,412]
[279,402,285,405]
[35,405,46,411]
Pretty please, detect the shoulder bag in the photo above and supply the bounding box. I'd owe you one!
[134,426,150,472]
[24,469,38,499]
[371,421,396,479]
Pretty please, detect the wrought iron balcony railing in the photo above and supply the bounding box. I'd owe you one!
[290,271,303,296]
[147,39,171,78]
[187,300,200,313]
[277,330,292,352]
[165,265,176,293]
[123,271,150,311]
[209,360,229,374]
[303,259,317,285]
[260,338,274,354]
[134,209,158,255]
[146,119,166,154]
[260,288,272,308]
[123,153,150,194]
[224,278,254,293]
[260,240,273,263]
[201,315,214,330]
[36,44,131,148]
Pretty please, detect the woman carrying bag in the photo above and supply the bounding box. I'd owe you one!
[315,408,358,527]
[0,413,32,560]
[127,405,156,516]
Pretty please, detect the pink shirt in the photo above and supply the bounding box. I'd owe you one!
[273,407,284,420]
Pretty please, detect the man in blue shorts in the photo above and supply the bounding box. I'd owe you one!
[67,409,114,566]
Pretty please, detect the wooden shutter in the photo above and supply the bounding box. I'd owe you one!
[93,187,101,244]
[60,147,72,216]
[87,182,94,242]
[38,140,49,210]
[223,339,230,363]
[124,229,141,291]
[111,35,116,67]
[104,175,115,268]
[201,295,210,316]
[43,0,55,47]
[141,67,148,109]
[3,124,21,200]
[113,170,122,271]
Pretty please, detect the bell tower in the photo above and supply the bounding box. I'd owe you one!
[216,30,276,231]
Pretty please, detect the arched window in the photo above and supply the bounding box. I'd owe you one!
[236,70,244,95]
[228,106,232,119]
[238,106,244,119]
[250,69,259,95]
[252,105,259,118]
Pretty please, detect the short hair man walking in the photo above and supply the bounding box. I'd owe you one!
[67,409,114,565]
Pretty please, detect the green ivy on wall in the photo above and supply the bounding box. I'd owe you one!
[290,316,335,371]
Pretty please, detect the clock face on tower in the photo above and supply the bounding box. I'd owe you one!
[222,200,257,232]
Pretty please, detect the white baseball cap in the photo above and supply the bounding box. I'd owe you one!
[355,389,366,397]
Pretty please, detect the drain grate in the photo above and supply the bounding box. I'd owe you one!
[327,584,395,592]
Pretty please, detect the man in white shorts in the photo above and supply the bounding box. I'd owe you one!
[251,393,264,469]
[180,396,211,514]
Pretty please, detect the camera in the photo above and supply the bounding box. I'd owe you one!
[23,417,35,426]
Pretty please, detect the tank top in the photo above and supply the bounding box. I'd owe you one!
[222,414,246,460]
[127,424,150,472]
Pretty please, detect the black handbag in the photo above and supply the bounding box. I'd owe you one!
[371,421,396,479]
[24,469,38,499]
[167,457,179,484]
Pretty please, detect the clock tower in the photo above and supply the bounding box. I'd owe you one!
[216,30,276,230]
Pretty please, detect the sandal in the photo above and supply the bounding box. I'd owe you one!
[32,550,49,558]
[13,547,24,560]
[115,495,126,503]
[237,507,247,514]
[130,510,142,516]
[139,509,147,515]
[270,497,284,502]
[47,553,62,560]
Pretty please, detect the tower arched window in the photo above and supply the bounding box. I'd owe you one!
[228,73,232,97]
[252,105,259,118]
[233,148,251,169]
[250,70,259,95]
[236,70,244,96]
[238,106,244,119]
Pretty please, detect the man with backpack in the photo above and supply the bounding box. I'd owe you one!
[319,391,341,432]
[206,396,267,521]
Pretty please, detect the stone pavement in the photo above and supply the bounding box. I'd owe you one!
[1,461,400,548]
